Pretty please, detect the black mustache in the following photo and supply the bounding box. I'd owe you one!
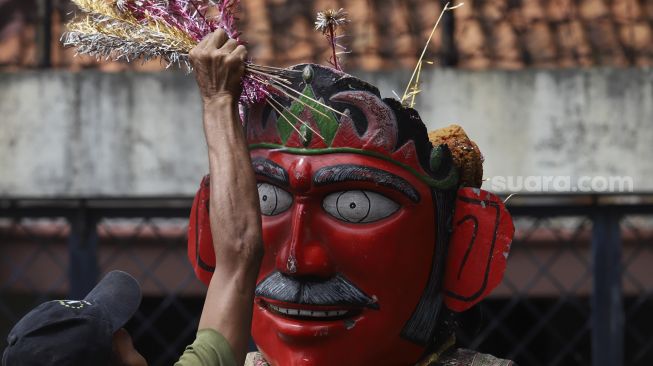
[255,271,379,309]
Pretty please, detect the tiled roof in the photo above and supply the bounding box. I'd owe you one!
[0,0,651,71]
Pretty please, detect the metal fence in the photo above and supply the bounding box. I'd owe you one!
[1,195,652,366]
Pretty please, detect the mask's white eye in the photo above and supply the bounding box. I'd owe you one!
[323,190,400,223]
[257,183,292,216]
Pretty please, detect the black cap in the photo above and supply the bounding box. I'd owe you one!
[2,271,142,366]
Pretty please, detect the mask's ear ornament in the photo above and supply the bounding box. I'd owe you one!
[188,175,214,286]
[443,187,514,312]
[429,125,515,312]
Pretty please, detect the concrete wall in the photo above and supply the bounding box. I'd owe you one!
[1,68,652,197]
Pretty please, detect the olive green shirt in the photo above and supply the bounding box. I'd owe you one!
[175,329,237,366]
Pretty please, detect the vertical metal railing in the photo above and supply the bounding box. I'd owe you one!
[68,205,99,299]
[592,209,624,366]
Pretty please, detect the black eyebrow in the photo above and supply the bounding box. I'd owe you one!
[251,158,289,186]
[313,165,420,202]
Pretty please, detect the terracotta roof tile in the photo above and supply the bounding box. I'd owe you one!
[391,1,419,68]
[491,20,524,69]
[455,16,491,69]
[546,0,578,22]
[619,21,652,53]
[242,0,274,61]
[456,18,486,56]
[646,1,653,19]
[0,31,23,66]
[481,0,508,22]
[556,20,593,67]
[460,55,492,69]
[1,0,652,71]
[524,21,557,66]
[415,0,443,60]
[579,0,609,20]
[612,0,643,23]
[520,0,546,23]
[455,0,475,19]
[586,19,629,66]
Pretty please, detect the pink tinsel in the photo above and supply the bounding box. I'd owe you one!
[119,0,268,104]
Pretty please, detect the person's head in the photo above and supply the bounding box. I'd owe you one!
[189,64,514,365]
[2,271,147,366]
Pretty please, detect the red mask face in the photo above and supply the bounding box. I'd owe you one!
[250,149,436,366]
[188,64,515,366]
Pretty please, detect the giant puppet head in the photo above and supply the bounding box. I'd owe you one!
[188,64,514,366]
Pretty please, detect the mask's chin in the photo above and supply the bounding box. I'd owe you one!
[254,296,368,341]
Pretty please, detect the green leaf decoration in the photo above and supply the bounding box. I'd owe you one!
[277,96,304,144]
[276,85,339,146]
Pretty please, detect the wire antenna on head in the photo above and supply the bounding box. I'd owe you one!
[401,2,464,108]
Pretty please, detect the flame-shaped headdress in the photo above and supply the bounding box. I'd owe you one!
[247,64,463,190]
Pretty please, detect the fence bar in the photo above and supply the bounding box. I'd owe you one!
[67,206,100,299]
[591,210,624,366]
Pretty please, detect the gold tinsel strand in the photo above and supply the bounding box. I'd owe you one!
[65,0,197,57]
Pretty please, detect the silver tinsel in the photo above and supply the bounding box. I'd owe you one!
[61,31,192,71]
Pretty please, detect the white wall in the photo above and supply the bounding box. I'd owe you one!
[1,68,651,197]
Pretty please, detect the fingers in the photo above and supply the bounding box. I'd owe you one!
[193,29,242,57]
[194,29,228,52]
[232,45,248,61]
[219,38,239,53]
[206,29,229,50]
[196,29,219,50]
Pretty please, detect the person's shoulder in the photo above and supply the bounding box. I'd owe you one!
[433,348,517,366]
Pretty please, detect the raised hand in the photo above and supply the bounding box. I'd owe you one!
[189,29,248,102]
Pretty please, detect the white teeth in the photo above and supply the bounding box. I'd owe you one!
[268,304,349,318]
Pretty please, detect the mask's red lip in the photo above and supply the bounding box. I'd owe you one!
[256,298,363,321]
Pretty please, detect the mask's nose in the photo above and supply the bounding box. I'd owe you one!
[275,201,335,280]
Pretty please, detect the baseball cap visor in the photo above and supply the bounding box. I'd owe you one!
[84,270,142,332]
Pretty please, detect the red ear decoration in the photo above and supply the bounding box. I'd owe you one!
[187,175,216,286]
[443,188,515,312]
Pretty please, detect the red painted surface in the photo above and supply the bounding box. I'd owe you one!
[188,169,516,365]
[253,150,438,366]
[187,174,215,285]
[443,188,515,312]
[189,150,440,365]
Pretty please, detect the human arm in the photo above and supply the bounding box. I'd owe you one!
[187,29,263,365]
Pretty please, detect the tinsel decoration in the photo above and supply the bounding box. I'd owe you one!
[63,1,353,139]
[61,0,294,104]
[314,8,349,71]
